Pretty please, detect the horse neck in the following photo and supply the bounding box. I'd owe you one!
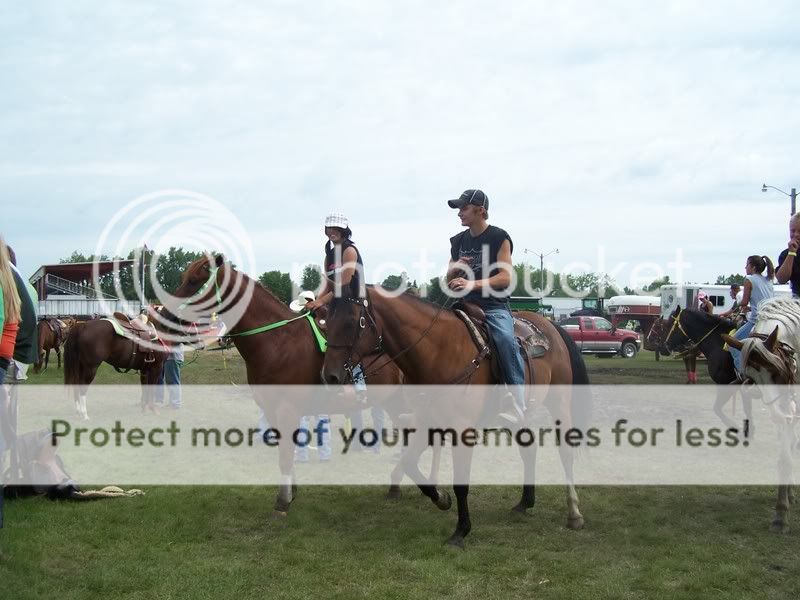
[369,291,464,382]
[225,275,294,335]
[685,312,736,382]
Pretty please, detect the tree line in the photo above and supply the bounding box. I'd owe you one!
[58,249,742,305]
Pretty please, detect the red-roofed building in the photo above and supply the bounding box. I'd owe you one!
[29,260,143,318]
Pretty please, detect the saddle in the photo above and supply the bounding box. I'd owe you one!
[105,313,162,373]
[44,317,66,344]
[452,301,550,384]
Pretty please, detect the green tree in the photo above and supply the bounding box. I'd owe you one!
[381,272,408,291]
[715,273,745,286]
[644,275,671,292]
[155,247,206,295]
[301,264,323,291]
[259,270,295,304]
[422,277,449,306]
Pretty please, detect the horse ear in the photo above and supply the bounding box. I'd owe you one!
[214,254,225,268]
[722,334,744,350]
[765,325,780,352]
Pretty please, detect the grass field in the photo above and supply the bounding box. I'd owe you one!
[2,350,798,599]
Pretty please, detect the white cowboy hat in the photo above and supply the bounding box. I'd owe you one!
[324,212,349,229]
[289,290,317,313]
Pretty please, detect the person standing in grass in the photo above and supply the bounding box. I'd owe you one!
[0,236,22,529]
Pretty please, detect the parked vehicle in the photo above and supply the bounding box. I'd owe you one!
[560,315,641,358]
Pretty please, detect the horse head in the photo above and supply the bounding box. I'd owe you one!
[321,285,382,386]
[161,253,236,334]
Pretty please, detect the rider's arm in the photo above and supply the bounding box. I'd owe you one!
[738,278,752,313]
[776,247,796,284]
[473,239,513,291]
[308,247,359,310]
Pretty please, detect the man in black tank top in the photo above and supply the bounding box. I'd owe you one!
[446,189,526,423]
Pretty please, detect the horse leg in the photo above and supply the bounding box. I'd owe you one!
[45,348,50,372]
[273,406,299,518]
[558,441,585,529]
[446,445,474,548]
[713,387,739,430]
[511,441,538,515]
[400,427,451,511]
[771,419,794,533]
[56,345,62,369]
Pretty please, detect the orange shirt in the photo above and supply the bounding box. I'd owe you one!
[1,320,19,359]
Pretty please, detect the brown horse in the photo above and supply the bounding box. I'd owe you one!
[320,285,591,547]
[63,317,167,419]
[33,317,75,373]
[160,255,422,517]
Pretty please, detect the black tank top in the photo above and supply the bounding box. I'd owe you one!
[325,239,365,297]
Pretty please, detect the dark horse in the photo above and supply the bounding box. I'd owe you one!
[647,316,700,383]
[33,317,74,373]
[64,316,167,420]
[661,306,752,429]
[160,255,417,517]
[320,285,591,547]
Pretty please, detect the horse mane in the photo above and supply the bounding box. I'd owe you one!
[683,307,735,331]
[182,255,291,311]
[754,297,800,331]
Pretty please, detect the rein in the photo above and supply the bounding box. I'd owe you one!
[665,311,726,356]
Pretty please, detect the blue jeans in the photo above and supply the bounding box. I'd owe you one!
[729,320,754,374]
[296,415,331,461]
[351,364,367,392]
[484,307,526,413]
[156,359,183,407]
[350,407,385,451]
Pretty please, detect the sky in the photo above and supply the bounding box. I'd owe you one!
[2,1,799,293]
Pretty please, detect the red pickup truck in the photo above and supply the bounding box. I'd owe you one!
[560,316,641,358]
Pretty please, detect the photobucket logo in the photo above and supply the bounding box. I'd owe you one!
[92,190,257,348]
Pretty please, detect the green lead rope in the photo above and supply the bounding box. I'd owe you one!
[226,312,327,353]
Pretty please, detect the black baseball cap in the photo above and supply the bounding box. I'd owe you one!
[448,189,489,210]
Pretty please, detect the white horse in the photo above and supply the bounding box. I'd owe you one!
[723,297,800,533]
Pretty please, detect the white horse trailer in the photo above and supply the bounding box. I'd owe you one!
[659,284,792,318]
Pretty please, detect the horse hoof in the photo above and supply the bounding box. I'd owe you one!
[272,510,288,520]
[386,486,401,501]
[445,535,465,549]
[567,515,585,530]
[770,520,789,534]
[434,489,452,511]
[511,503,531,516]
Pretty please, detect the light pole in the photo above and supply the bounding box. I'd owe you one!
[762,183,797,216]
[524,248,559,299]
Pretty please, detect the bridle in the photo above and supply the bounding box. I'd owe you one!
[663,309,726,356]
[327,289,454,382]
[325,296,385,382]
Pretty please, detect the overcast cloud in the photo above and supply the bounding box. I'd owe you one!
[2,1,799,290]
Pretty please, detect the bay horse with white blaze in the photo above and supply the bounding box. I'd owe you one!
[159,255,422,518]
[320,284,591,547]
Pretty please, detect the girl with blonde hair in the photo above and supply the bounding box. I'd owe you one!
[0,236,21,384]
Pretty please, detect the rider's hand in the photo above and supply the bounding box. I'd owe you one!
[789,239,799,253]
[305,299,323,313]
[447,277,474,292]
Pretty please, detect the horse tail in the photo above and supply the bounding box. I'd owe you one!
[554,323,592,434]
[63,322,84,387]
[33,320,46,373]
